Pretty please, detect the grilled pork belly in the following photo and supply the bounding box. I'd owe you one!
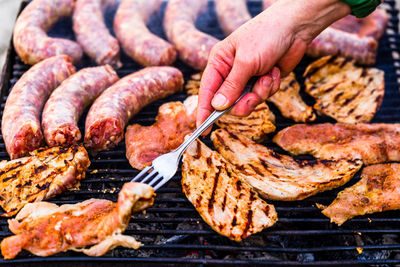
[1,182,154,259]
[267,72,316,123]
[274,123,400,165]
[304,56,384,123]
[126,96,197,170]
[212,129,362,201]
[0,145,90,217]
[182,139,277,241]
[320,164,400,226]
[216,102,276,142]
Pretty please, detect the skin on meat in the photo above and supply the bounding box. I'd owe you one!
[163,0,219,70]
[0,182,154,259]
[274,123,400,165]
[182,139,277,241]
[0,145,90,217]
[73,0,122,68]
[267,72,316,123]
[84,66,184,153]
[42,65,119,147]
[2,55,76,159]
[13,0,83,65]
[126,96,196,170]
[214,0,252,36]
[114,0,177,66]
[212,129,362,201]
[320,163,400,226]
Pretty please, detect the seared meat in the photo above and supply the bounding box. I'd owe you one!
[182,139,277,241]
[274,123,400,165]
[126,96,197,170]
[320,164,400,226]
[184,72,202,95]
[212,129,362,201]
[0,145,90,217]
[304,56,384,123]
[267,72,316,123]
[216,102,276,142]
[1,182,154,259]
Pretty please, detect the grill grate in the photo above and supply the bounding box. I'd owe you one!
[1,0,400,265]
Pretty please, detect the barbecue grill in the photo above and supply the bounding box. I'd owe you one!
[1,0,400,265]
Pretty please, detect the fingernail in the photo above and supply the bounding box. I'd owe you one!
[247,98,259,110]
[262,76,272,89]
[271,67,280,80]
[212,94,228,109]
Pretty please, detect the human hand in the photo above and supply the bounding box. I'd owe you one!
[197,0,351,134]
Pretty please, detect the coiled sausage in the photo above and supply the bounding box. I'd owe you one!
[215,0,251,36]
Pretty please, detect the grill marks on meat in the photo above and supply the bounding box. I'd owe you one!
[13,0,83,65]
[274,123,400,165]
[212,129,362,201]
[304,56,384,123]
[216,102,276,142]
[267,72,316,123]
[0,145,90,217]
[126,96,197,170]
[0,182,154,259]
[320,164,400,226]
[182,139,277,241]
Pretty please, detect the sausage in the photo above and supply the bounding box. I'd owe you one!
[2,56,76,159]
[84,66,184,153]
[73,0,121,68]
[163,0,219,70]
[13,0,83,65]
[114,0,177,66]
[42,65,119,147]
[214,0,251,36]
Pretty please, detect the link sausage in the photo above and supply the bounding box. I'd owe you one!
[42,65,119,147]
[13,0,83,65]
[73,0,121,68]
[164,0,219,70]
[2,55,76,159]
[114,0,177,66]
[215,0,251,36]
[84,66,184,153]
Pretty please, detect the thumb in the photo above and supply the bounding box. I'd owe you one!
[211,58,253,110]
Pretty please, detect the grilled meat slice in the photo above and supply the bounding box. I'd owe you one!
[304,56,385,123]
[182,139,277,241]
[267,72,316,123]
[126,95,197,170]
[320,164,400,226]
[1,182,154,259]
[0,145,90,217]
[274,123,400,165]
[216,102,276,142]
[212,129,362,201]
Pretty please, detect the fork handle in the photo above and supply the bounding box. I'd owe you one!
[174,77,257,156]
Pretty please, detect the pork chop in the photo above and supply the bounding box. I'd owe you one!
[304,56,385,123]
[274,123,400,165]
[212,129,362,201]
[182,139,277,241]
[1,182,154,259]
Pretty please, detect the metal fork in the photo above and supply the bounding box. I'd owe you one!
[131,78,256,190]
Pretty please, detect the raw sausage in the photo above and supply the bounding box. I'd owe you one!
[214,0,251,36]
[114,0,177,66]
[13,0,83,65]
[2,55,76,159]
[84,66,184,153]
[42,65,119,147]
[164,0,219,70]
[73,0,121,68]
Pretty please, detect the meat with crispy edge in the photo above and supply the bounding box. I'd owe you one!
[1,182,154,259]
[212,129,362,201]
[182,139,277,241]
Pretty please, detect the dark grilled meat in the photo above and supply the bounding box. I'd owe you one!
[212,129,362,201]
[0,145,90,217]
[182,139,277,241]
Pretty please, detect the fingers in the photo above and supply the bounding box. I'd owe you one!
[229,92,263,117]
[277,39,308,76]
[252,67,281,99]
